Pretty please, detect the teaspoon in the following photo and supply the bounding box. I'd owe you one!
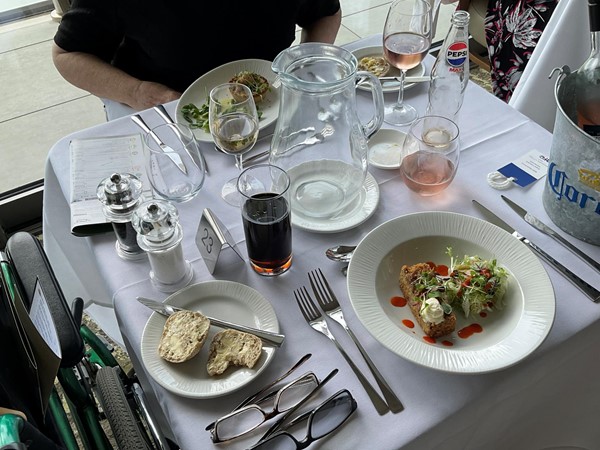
[325,245,357,263]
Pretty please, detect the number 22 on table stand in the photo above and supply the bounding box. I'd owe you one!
[195,208,244,274]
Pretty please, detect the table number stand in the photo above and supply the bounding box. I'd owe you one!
[195,208,244,274]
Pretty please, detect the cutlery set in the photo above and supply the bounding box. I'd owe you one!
[295,268,403,415]
[136,296,285,347]
[131,106,209,175]
[473,199,600,302]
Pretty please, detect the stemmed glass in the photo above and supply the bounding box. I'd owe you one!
[383,0,432,126]
[209,82,259,205]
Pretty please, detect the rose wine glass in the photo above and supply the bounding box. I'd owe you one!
[383,0,432,126]
[209,82,259,205]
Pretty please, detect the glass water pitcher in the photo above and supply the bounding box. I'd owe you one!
[269,43,384,220]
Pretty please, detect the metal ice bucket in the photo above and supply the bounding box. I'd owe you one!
[542,66,600,245]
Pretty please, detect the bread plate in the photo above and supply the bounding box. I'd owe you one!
[140,280,279,398]
[176,59,279,142]
[352,46,426,93]
[347,211,555,374]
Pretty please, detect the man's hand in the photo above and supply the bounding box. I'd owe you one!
[129,81,181,111]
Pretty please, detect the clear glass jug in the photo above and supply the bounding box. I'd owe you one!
[269,43,384,220]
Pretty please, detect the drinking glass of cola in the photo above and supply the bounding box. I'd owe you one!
[237,164,292,276]
[400,115,460,196]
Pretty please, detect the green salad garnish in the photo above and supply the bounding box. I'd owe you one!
[413,248,509,318]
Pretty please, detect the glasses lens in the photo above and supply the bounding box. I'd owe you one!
[276,373,318,412]
[311,391,355,439]
[216,406,265,441]
[252,432,298,450]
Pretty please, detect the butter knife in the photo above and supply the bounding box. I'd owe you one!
[472,200,600,302]
[136,296,285,347]
[153,105,209,175]
[131,114,188,174]
[501,195,600,273]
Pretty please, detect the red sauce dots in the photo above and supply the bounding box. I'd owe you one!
[402,319,415,329]
[391,296,407,307]
[441,340,454,346]
[423,336,436,344]
[458,323,483,339]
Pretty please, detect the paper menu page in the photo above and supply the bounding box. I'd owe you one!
[30,280,61,359]
[69,134,152,236]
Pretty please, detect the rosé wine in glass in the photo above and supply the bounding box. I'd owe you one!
[382,0,432,126]
[400,116,460,196]
[383,32,430,71]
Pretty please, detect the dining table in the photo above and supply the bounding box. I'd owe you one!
[42,34,600,450]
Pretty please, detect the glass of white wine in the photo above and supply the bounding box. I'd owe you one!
[209,82,259,205]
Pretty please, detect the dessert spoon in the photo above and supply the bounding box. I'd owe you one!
[325,245,356,262]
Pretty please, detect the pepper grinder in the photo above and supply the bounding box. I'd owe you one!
[96,172,146,261]
[131,199,193,293]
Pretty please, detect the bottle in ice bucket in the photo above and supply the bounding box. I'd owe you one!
[576,0,600,137]
[542,0,600,245]
[426,10,470,123]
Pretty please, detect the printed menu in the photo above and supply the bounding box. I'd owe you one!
[69,134,152,236]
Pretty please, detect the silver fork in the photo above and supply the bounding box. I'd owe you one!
[294,286,390,415]
[309,268,404,413]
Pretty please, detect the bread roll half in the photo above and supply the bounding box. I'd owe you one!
[158,310,210,363]
[207,329,262,376]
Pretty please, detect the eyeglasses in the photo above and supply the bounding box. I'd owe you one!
[207,354,337,444]
[210,371,320,443]
[248,389,357,450]
[206,354,312,434]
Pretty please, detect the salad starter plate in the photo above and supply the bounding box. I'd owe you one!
[347,211,555,374]
[176,59,279,142]
[140,280,279,398]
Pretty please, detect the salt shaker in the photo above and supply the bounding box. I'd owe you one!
[96,172,146,260]
[131,199,193,293]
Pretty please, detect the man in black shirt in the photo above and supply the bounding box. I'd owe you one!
[52,0,341,119]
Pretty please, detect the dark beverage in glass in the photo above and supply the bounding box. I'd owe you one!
[242,193,292,275]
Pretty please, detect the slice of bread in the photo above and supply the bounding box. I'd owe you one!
[158,310,211,363]
[399,263,456,338]
[207,329,262,376]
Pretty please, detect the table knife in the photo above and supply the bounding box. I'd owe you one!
[357,75,430,86]
[131,114,188,174]
[136,296,285,347]
[472,200,600,302]
[501,195,600,273]
[153,105,209,175]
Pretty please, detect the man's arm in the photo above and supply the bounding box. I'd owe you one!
[300,8,342,44]
[52,43,180,111]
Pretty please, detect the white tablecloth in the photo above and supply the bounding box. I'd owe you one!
[43,35,600,450]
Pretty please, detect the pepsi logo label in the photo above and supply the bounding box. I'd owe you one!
[446,42,468,67]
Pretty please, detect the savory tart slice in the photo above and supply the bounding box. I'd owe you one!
[399,263,456,338]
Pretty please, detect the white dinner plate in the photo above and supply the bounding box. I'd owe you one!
[175,59,280,142]
[140,281,279,398]
[352,46,427,93]
[368,128,407,169]
[347,211,555,374]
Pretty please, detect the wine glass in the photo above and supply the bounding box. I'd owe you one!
[209,83,259,205]
[383,0,432,126]
[143,123,206,202]
[400,115,460,196]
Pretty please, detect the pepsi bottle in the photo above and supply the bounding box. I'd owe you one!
[426,10,470,123]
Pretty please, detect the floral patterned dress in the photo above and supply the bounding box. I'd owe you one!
[484,0,558,102]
